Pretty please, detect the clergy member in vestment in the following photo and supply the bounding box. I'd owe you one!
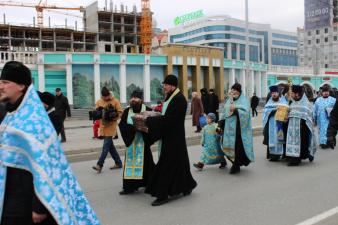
[285,85,316,166]
[118,90,155,195]
[263,86,289,161]
[220,83,255,174]
[145,74,197,206]
[313,84,336,149]
[327,100,338,149]
[0,61,100,225]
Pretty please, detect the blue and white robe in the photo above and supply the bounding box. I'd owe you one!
[286,94,316,159]
[0,85,100,225]
[200,123,225,165]
[313,96,336,145]
[221,94,255,163]
[262,97,288,156]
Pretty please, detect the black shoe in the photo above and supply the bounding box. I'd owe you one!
[229,165,240,174]
[219,162,227,169]
[269,156,280,162]
[119,190,135,195]
[320,144,329,149]
[287,162,300,166]
[61,139,66,143]
[151,197,169,206]
[183,190,192,196]
[193,162,204,171]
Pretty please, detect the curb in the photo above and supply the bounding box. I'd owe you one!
[66,126,263,163]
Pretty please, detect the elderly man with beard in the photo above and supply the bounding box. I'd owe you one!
[263,86,289,161]
[285,85,316,166]
[118,90,155,195]
[220,83,255,174]
[313,84,336,149]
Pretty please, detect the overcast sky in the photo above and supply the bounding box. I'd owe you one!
[0,0,304,32]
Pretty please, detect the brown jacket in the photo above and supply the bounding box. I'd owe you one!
[191,97,204,126]
[96,96,123,137]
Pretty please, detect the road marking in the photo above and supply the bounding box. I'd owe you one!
[295,206,338,225]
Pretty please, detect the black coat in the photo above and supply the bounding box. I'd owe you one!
[55,94,71,120]
[145,90,197,198]
[327,100,338,145]
[0,102,6,123]
[48,109,62,135]
[251,96,260,108]
[118,105,155,192]
[208,93,219,113]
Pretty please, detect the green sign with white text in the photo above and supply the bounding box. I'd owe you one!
[174,10,204,26]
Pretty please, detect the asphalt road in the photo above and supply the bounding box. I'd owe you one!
[71,136,338,225]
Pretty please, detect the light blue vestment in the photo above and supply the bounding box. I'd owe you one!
[313,96,336,145]
[0,85,100,225]
[221,94,254,162]
[262,96,288,156]
[286,94,316,158]
[200,123,225,164]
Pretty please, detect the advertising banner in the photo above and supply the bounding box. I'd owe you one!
[305,0,331,30]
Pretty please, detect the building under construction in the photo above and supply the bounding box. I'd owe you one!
[0,0,150,53]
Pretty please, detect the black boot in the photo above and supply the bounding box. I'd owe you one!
[229,165,240,174]
[151,197,169,206]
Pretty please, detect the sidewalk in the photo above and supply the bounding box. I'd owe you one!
[62,112,263,162]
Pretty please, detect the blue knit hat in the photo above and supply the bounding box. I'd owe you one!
[207,113,216,122]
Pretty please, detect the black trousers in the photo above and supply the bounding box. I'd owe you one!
[60,117,66,141]
[1,217,32,225]
[252,107,258,117]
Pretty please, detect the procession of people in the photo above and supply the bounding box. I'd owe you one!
[1,60,338,223]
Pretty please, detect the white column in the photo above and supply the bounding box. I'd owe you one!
[248,70,255,97]
[229,68,235,91]
[240,69,246,96]
[261,71,268,97]
[94,54,101,102]
[227,43,231,59]
[37,53,45,92]
[256,71,262,98]
[119,55,127,104]
[236,44,240,60]
[143,55,151,103]
[66,53,73,105]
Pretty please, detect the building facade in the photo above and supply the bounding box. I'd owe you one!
[168,15,298,66]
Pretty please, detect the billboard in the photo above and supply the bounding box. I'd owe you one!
[305,0,331,30]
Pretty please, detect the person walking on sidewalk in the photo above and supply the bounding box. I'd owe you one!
[208,89,220,122]
[250,93,259,117]
[92,87,123,173]
[191,92,204,133]
[55,87,71,142]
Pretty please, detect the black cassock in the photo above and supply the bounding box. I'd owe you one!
[118,106,155,193]
[145,90,197,199]
[327,100,338,146]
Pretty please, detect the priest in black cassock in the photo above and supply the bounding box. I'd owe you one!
[145,74,197,206]
[118,90,155,195]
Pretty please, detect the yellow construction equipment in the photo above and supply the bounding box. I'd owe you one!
[0,1,84,27]
[140,0,152,54]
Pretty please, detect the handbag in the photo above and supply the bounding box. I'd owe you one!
[199,115,207,127]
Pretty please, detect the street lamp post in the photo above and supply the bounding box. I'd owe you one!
[245,0,250,96]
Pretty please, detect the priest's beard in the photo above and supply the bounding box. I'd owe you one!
[272,96,279,102]
[131,102,142,112]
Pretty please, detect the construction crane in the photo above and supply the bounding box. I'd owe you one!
[140,0,152,54]
[0,1,84,27]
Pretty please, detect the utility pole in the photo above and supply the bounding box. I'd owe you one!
[245,0,250,96]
